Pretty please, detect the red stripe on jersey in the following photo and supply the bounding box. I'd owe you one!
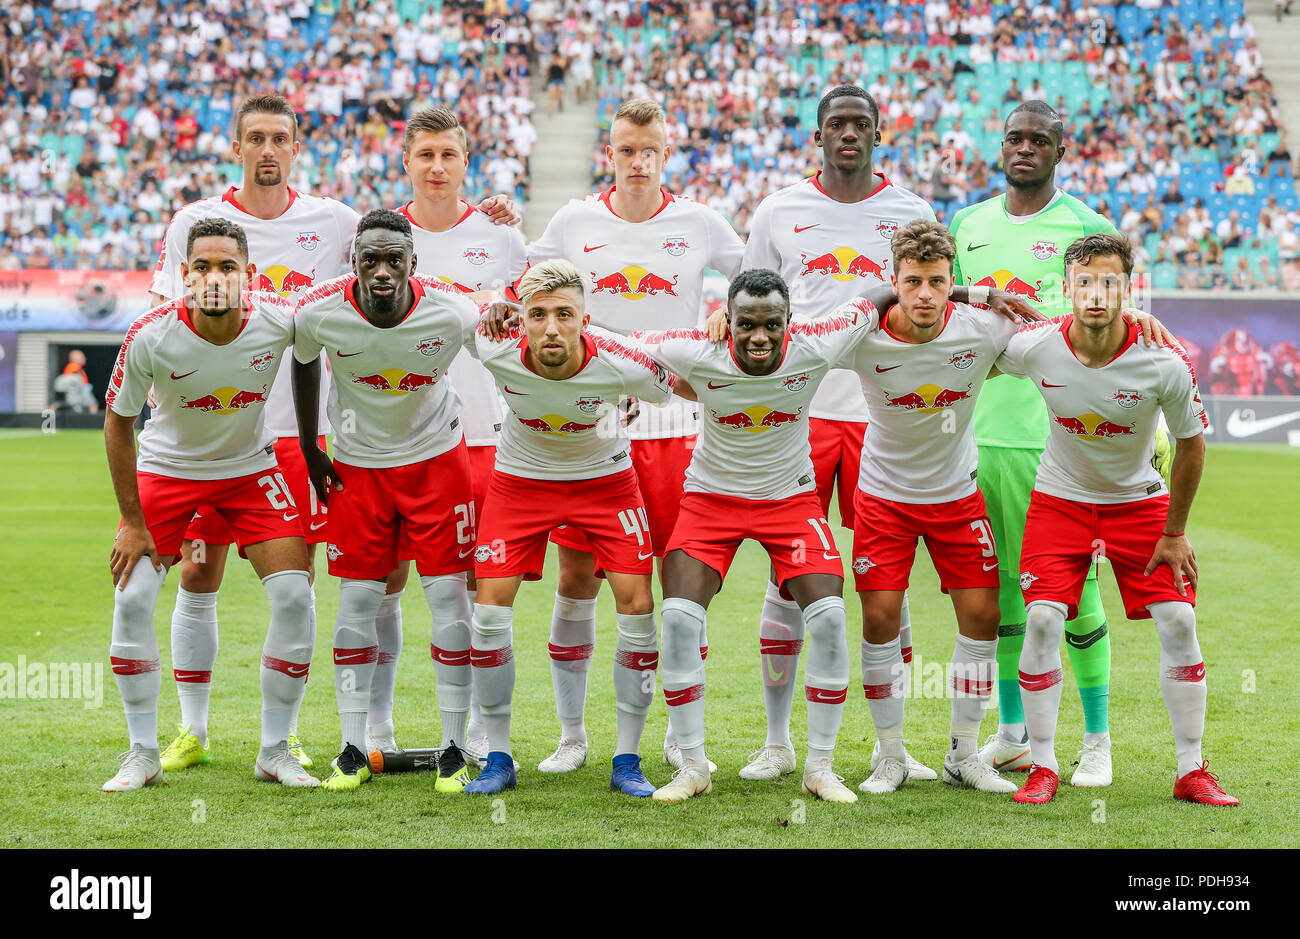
[810,170,890,201]
[951,675,994,696]
[634,327,709,344]
[261,654,310,679]
[111,656,161,676]
[246,288,296,311]
[296,274,354,308]
[178,295,254,342]
[664,684,704,707]
[469,645,513,668]
[806,685,848,704]
[587,331,670,377]
[1013,317,1060,336]
[1018,668,1063,691]
[862,681,899,699]
[1170,339,1200,383]
[759,638,805,656]
[1164,661,1206,683]
[1061,314,1139,366]
[105,300,183,408]
[173,669,211,683]
[344,276,425,321]
[376,652,397,665]
[614,649,659,670]
[901,645,913,664]
[431,645,471,667]
[599,186,673,220]
[399,200,474,231]
[333,646,378,665]
[548,642,595,662]
[412,273,468,296]
[789,299,877,337]
[222,185,298,217]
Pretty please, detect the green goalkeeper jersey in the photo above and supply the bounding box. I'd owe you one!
[950,190,1116,449]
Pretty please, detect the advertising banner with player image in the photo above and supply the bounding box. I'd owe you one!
[1150,296,1300,398]
[0,270,153,331]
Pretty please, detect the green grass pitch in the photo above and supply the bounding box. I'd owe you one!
[1,429,1295,848]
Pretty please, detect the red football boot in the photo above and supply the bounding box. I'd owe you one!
[1013,765,1059,804]
[1174,762,1240,806]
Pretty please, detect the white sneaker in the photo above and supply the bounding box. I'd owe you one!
[538,737,589,773]
[102,745,162,792]
[663,738,717,773]
[802,759,858,804]
[858,756,908,794]
[978,732,1033,773]
[738,744,797,780]
[463,734,520,771]
[871,739,937,781]
[652,761,713,803]
[1071,736,1113,787]
[366,722,396,755]
[254,741,321,788]
[942,751,1019,793]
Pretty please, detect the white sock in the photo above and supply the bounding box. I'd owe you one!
[613,611,658,756]
[1151,600,1207,777]
[758,580,804,751]
[334,579,386,753]
[110,563,168,748]
[950,633,997,760]
[548,594,596,742]
[861,637,905,759]
[470,603,515,755]
[259,570,312,747]
[664,610,710,749]
[171,586,217,746]
[1019,601,1067,775]
[802,596,849,768]
[466,588,485,738]
[661,597,707,764]
[424,573,472,748]
[290,583,316,733]
[369,590,403,731]
[899,590,913,696]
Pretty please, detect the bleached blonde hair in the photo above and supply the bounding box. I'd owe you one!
[516,258,589,306]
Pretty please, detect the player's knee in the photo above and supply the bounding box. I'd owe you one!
[1151,601,1198,652]
[421,573,470,625]
[660,597,704,643]
[802,595,847,645]
[179,551,222,592]
[113,564,165,627]
[386,563,410,593]
[556,560,599,599]
[335,578,386,646]
[616,611,657,646]
[1025,601,1067,648]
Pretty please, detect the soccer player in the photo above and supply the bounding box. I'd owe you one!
[638,270,881,805]
[735,85,939,782]
[464,259,676,796]
[291,210,484,792]
[150,95,518,774]
[366,106,527,763]
[950,101,1119,785]
[996,234,1237,807]
[102,217,317,791]
[523,97,744,773]
[844,221,1026,796]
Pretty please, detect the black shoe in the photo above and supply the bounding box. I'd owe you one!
[435,742,471,793]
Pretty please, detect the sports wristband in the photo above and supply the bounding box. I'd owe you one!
[966,285,990,304]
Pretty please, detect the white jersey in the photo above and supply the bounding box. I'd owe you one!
[997,317,1209,504]
[399,200,527,447]
[850,302,1019,504]
[638,299,879,501]
[151,187,359,437]
[474,324,675,481]
[528,187,744,440]
[105,291,295,481]
[292,275,480,469]
[743,172,936,421]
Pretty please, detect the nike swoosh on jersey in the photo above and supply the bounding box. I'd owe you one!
[458,547,474,558]
[982,561,998,571]
[794,224,819,233]
[282,512,299,522]
[309,520,328,531]
[1225,408,1300,437]
[170,370,197,380]
[967,243,990,251]
[336,350,363,357]
[637,550,654,560]
[583,243,607,252]
[706,381,735,389]
[503,385,528,395]
[1040,380,1066,387]
[875,364,903,373]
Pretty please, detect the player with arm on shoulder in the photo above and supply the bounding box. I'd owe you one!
[363,106,529,762]
[522,97,744,775]
[102,218,317,791]
[995,234,1237,807]
[291,210,483,792]
[463,259,675,797]
[635,270,879,804]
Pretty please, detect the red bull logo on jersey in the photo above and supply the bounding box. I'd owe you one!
[413,336,447,357]
[351,368,441,395]
[881,383,972,413]
[1030,241,1060,261]
[782,374,810,393]
[876,220,900,237]
[251,265,316,297]
[1054,413,1137,439]
[949,350,977,370]
[661,236,689,257]
[296,231,321,252]
[516,414,600,435]
[1112,390,1143,409]
[179,384,269,414]
[248,350,276,372]
[463,247,491,266]
[709,405,803,432]
[970,270,1044,303]
[798,247,886,282]
[591,266,680,300]
[575,396,603,413]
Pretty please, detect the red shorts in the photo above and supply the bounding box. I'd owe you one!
[810,418,867,529]
[850,488,1000,592]
[185,436,328,546]
[467,444,496,516]
[1020,491,1195,620]
[130,470,306,560]
[476,469,653,581]
[327,444,475,581]
[550,435,693,559]
[665,491,844,597]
